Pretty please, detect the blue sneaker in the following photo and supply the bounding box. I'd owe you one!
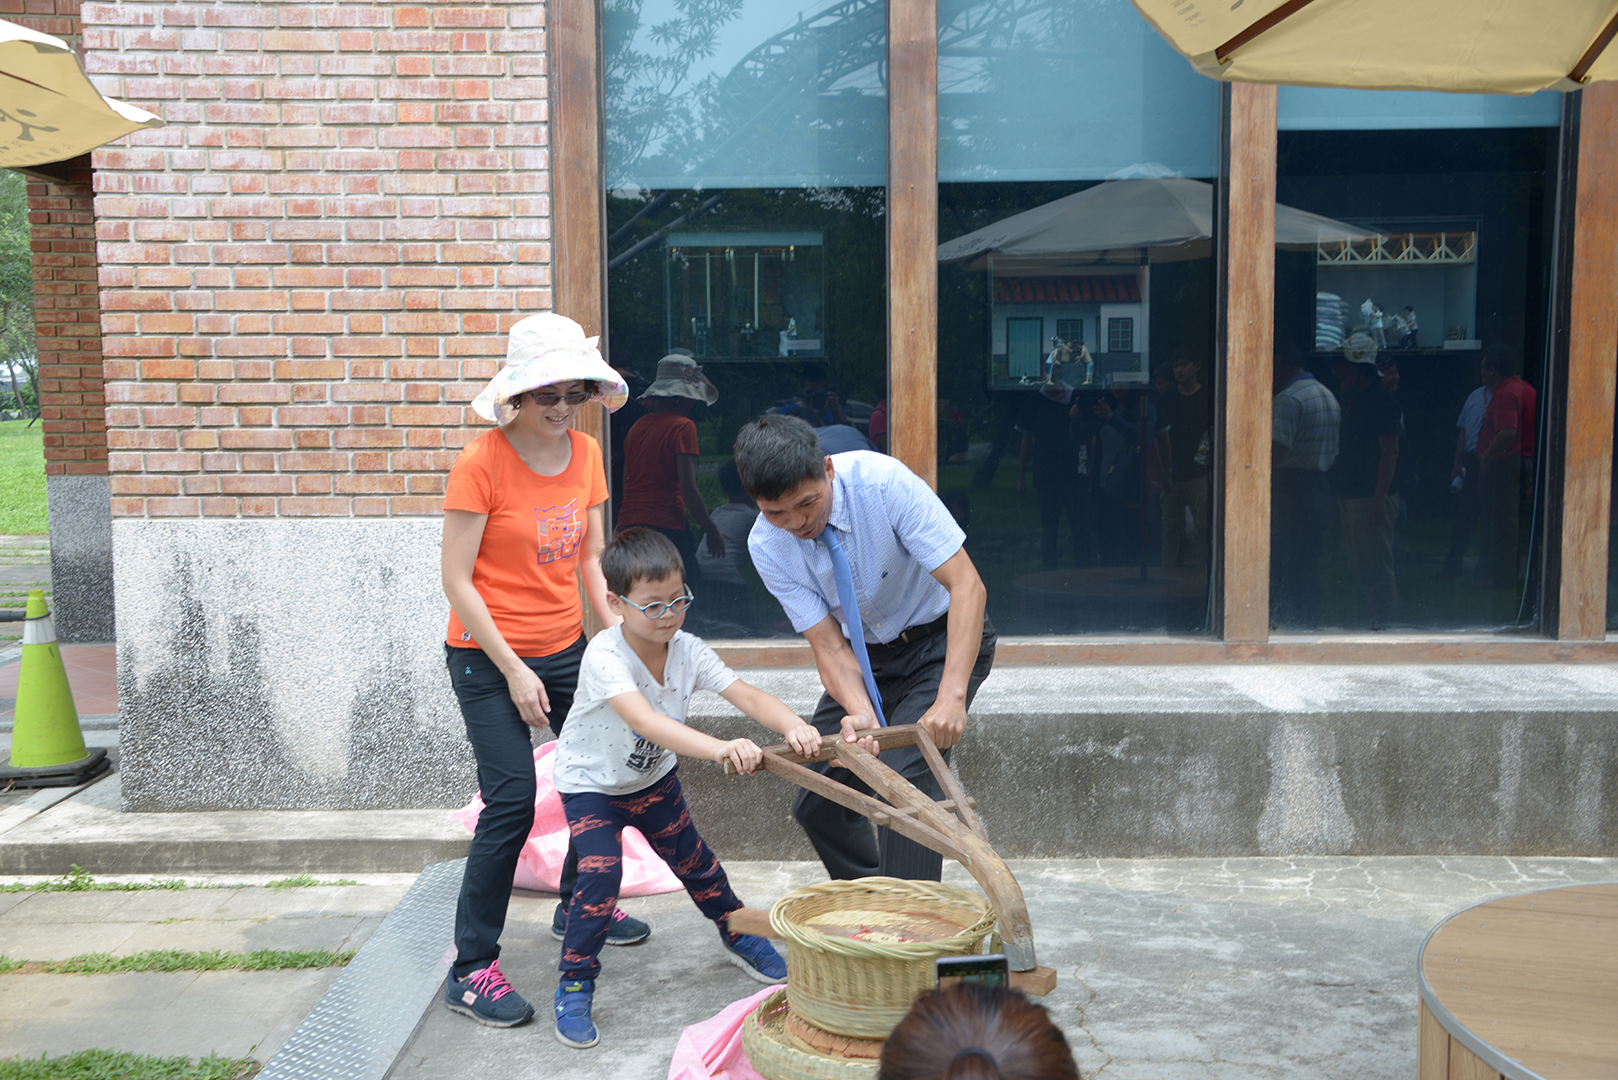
[720,931,787,984]
[551,902,652,946]
[444,960,534,1027]
[554,978,600,1048]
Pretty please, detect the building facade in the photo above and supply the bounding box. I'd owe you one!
[11,0,1618,838]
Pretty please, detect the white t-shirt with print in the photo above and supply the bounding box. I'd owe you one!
[553,625,738,796]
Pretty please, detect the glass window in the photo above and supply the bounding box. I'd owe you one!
[936,0,1220,635]
[604,0,887,638]
[1269,94,1560,633]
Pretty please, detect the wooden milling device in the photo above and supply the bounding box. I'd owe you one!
[725,724,1058,996]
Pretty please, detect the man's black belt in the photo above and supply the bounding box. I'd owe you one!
[890,611,949,646]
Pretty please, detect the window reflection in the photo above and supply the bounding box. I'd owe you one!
[1270,124,1557,632]
[605,0,889,639]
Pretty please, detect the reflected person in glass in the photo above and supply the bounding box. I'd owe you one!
[1330,349,1403,629]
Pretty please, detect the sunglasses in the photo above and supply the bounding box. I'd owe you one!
[618,587,695,620]
[527,390,593,407]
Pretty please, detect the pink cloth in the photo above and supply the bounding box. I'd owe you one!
[450,741,683,896]
[667,987,778,1080]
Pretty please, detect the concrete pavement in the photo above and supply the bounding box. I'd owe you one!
[3,856,1614,1076]
[0,876,414,1062]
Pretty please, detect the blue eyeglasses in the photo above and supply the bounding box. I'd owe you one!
[619,587,694,619]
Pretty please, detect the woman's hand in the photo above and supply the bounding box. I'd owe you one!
[719,738,763,775]
[505,665,552,728]
[704,524,727,559]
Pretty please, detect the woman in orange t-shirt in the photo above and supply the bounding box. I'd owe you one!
[439,313,645,1029]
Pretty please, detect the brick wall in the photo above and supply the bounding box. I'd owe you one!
[6,2,110,478]
[29,167,108,477]
[81,1,552,518]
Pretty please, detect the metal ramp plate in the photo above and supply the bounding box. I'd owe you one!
[258,858,463,1080]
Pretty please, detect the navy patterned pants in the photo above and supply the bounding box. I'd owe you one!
[558,768,742,982]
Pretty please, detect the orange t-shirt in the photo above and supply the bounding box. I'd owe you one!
[444,427,608,658]
[617,411,698,531]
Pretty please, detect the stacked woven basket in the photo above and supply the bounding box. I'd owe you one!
[743,877,998,1080]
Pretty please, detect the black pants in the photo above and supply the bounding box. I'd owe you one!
[792,615,997,882]
[446,638,585,979]
[1034,474,1088,569]
[1272,469,1333,629]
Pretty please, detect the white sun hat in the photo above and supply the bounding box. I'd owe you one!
[470,313,629,423]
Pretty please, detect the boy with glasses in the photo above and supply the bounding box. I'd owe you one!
[549,526,827,1049]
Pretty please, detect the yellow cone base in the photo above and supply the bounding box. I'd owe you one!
[0,746,109,789]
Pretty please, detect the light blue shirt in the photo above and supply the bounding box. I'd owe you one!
[748,451,965,645]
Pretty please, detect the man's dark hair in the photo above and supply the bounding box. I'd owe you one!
[717,458,748,502]
[1481,342,1523,379]
[602,526,685,596]
[801,362,828,385]
[733,413,826,501]
[1274,341,1305,375]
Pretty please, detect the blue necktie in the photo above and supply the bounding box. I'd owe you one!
[821,528,887,727]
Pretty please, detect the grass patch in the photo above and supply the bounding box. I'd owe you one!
[264,874,358,889]
[0,867,188,894]
[0,948,354,975]
[0,1049,257,1079]
[0,420,46,536]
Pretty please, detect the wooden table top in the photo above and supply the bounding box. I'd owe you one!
[1419,882,1618,1080]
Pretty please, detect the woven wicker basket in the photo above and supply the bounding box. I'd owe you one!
[770,877,997,1039]
[742,989,880,1080]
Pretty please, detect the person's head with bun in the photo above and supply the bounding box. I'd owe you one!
[877,983,1081,1080]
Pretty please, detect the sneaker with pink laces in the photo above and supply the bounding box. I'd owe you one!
[550,901,652,946]
[444,959,535,1027]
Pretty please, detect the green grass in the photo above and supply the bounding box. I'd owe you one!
[264,874,357,889]
[0,1049,257,1079]
[0,420,46,535]
[0,948,354,975]
[1,866,361,894]
[0,867,188,894]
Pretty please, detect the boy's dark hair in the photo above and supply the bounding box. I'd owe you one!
[733,413,826,501]
[717,458,748,502]
[602,527,685,596]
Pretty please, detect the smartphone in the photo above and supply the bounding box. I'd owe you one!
[936,953,1008,989]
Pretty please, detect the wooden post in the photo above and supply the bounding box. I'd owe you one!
[1559,82,1618,640]
[551,0,611,635]
[1222,83,1277,643]
[887,0,939,487]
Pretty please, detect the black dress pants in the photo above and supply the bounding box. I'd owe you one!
[792,616,997,882]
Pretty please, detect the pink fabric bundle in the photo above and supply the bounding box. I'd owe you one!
[667,986,777,1080]
[450,741,683,897]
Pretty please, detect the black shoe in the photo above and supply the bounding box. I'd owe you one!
[444,960,534,1027]
[550,902,652,946]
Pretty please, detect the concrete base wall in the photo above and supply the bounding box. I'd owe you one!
[46,475,114,643]
[113,519,472,811]
[677,665,1618,859]
[108,521,1618,856]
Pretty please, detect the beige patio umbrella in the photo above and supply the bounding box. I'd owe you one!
[937,178,1374,268]
[0,18,163,169]
[1128,0,1618,95]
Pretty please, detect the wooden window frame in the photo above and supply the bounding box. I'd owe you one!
[550,6,1618,664]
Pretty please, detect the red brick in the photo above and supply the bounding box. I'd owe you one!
[279,497,351,516]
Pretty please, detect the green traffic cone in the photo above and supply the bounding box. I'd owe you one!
[2,590,106,788]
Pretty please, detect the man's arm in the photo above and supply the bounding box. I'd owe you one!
[915,547,987,750]
[1369,432,1400,524]
[801,614,882,739]
[676,452,725,557]
[1479,426,1517,470]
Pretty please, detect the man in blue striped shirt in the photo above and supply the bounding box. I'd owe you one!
[733,414,996,881]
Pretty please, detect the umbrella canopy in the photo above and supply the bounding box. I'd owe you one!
[937,178,1372,268]
[0,18,163,169]
[1128,0,1618,95]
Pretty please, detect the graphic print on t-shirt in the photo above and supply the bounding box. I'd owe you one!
[626,735,664,773]
[536,498,583,565]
